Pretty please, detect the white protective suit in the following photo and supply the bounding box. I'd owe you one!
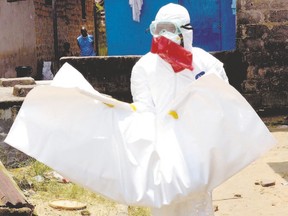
[5,3,275,216]
[130,3,272,215]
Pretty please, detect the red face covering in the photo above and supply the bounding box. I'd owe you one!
[151,36,193,73]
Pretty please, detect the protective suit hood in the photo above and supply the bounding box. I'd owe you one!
[155,3,193,51]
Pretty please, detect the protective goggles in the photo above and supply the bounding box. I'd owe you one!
[149,21,193,36]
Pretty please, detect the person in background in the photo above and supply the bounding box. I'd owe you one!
[129,3,263,216]
[77,26,96,56]
[61,42,73,57]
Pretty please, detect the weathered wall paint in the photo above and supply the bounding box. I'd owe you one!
[0,0,95,78]
[0,0,37,78]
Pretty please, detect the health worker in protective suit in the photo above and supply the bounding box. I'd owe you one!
[131,3,228,114]
[131,3,225,215]
[5,3,275,216]
[130,3,272,216]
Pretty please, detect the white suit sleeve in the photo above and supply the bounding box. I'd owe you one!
[209,56,229,83]
[130,63,155,113]
[208,63,229,83]
[193,47,229,83]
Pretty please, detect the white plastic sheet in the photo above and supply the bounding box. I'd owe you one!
[5,63,276,208]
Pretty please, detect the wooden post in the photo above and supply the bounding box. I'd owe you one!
[52,0,59,71]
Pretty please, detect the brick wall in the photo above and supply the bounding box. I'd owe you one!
[33,0,95,74]
[34,0,54,62]
[236,0,288,113]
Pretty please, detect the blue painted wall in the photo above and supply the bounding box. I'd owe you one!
[220,0,236,50]
[181,0,236,51]
[104,0,235,55]
[104,0,177,55]
[180,0,221,51]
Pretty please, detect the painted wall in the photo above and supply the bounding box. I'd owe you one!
[0,0,37,78]
[180,0,236,51]
[104,0,178,55]
[104,0,236,55]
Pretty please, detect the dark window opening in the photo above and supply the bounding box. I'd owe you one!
[81,0,86,20]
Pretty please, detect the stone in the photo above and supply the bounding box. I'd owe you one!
[13,85,36,97]
[245,25,269,39]
[262,92,288,109]
[260,180,276,187]
[269,10,288,22]
[0,77,35,87]
[81,210,91,215]
[213,205,219,212]
[242,79,259,93]
[234,194,242,198]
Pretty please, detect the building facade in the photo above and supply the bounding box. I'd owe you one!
[0,0,95,78]
[0,0,287,111]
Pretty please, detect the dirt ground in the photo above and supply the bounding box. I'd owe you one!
[213,128,288,216]
[27,118,288,216]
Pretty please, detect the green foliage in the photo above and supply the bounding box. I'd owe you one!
[31,160,51,176]
[129,206,151,216]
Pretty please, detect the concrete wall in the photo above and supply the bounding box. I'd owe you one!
[59,51,287,115]
[60,51,248,105]
[0,0,37,78]
[60,56,141,102]
[58,52,247,104]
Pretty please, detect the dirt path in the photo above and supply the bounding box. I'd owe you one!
[213,129,288,216]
